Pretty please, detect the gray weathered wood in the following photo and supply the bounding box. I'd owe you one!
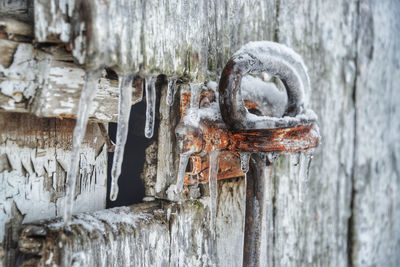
[0,18,142,122]
[271,1,358,266]
[0,113,107,266]
[351,1,400,266]
[18,178,246,267]
[33,0,276,80]
[0,0,398,266]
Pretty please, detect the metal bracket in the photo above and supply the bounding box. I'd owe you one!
[175,41,319,266]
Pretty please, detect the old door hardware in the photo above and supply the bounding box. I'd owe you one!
[218,41,319,266]
[175,44,319,186]
[175,41,319,266]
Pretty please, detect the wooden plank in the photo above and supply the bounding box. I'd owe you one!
[33,0,276,80]
[351,1,400,266]
[0,39,143,122]
[273,0,359,266]
[18,178,246,266]
[0,113,107,266]
[0,1,398,267]
[0,0,33,22]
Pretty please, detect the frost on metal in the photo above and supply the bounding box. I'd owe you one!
[219,41,317,130]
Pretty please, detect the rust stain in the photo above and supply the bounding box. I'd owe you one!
[65,44,72,52]
[202,123,229,152]
[187,155,202,175]
[184,151,244,185]
[180,93,191,117]
[244,100,259,110]
[177,88,319,185]
[228,125,318,152]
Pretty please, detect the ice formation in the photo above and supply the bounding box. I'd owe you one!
[233,40,310,108]
[174,83,203,193]
[241,75,288,117]
[64,69,102,224]
[110,74,134,201]
[145,76,156,138]
[219,40,317,130]
[175,153,191,194]
[166,76,178,106]
[297,151,314,202]
[181,83,202,126]
[240,152,251,174]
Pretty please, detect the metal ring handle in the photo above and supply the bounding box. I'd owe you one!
[218,41,310,130]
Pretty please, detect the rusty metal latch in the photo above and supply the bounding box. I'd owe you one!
[175,41,319,185]
[175,41,319,266]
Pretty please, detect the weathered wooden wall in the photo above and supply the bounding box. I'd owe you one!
[0,114,107,267]
[0,0,399,266]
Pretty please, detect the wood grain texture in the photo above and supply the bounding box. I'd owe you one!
[0,18,143,122]
[351,1,400,265]
[33,0,276,80]
[0,113,107,267]
[271,0,358,266]
[0,41,143,122]
[17,178,246,267]
[0,0,397,266]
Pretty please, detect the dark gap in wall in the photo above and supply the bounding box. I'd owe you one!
[106,78,161,208]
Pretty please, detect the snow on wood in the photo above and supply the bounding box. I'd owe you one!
[18,178,246,267]
[0,0,398,266]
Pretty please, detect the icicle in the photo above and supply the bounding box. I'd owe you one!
[208,151,220,238]
[183,83,202,124]
[240,152,251,173]
[190,83,201,109]
[298,151,313,202]
[172,84,202,197]
[144,76,156,138]
[109,74,134,201]
[64,69,102,224]
[166,76,178,106]
[175,152,191,194]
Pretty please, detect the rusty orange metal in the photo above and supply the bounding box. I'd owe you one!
[228,125,319,152]
[244,100,259,110]
[178,123,318,154]
[180,92,191,116]
[177,83,319,186]
[179,123,318,185]
[184,151,244,185]
[202,122,229,152]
